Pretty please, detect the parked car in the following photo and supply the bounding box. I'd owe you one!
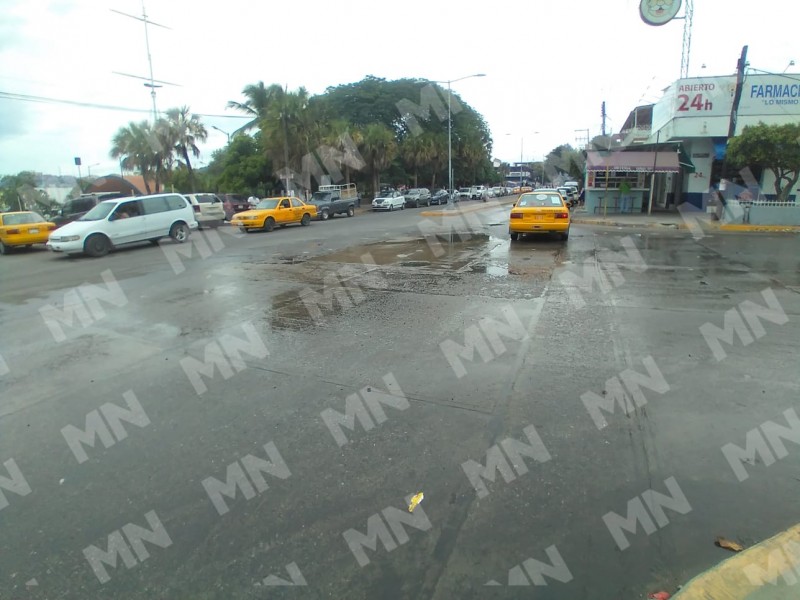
[47,194,199,257]
[509,190,570,241]
[458,187,471,200]
[0,211,57,254]
[404,188,431,207]
[308,188,357,220]
[51,192,128,228]
[372,191,405,211]
[470,185,487,200]
[556,187,578,207]
[184,193,226,228]
[430,189,450,205]
[219,194,251,221]
[230,197,317,232]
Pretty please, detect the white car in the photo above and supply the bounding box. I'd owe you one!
[372,191,405,211]
[47,193,198,257]
[185,193,226,228]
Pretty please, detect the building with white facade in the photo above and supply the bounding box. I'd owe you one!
[584,71,800,215]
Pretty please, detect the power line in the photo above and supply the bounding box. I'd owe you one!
[0,90,249,118]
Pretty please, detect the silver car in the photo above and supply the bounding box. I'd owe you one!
[185,193,226,228]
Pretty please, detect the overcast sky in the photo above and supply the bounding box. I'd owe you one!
[1,0,796,180]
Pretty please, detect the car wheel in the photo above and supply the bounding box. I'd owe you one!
[263,217,275,232]
[400,203,405,210]
[0,241,11,255]
[561,230,570,241]
[347,205,355,217]
[320,209,330,221]
[84,234,111,257]
[169,222,190,243]
[510,232,519,241]
[149,238,161,245]
[300,213,311,226]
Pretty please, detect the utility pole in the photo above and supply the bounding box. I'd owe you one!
[715,45,748,218]
[111,2,174,123]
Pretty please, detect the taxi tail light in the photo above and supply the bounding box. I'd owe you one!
[6,228,20,234]
[510,212,523,219]
[48,224,57,230]
[555,212,569,219]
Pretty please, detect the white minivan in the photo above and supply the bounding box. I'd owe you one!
[47,193,198,257]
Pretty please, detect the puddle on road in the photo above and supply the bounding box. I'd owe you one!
[311,234,493,271]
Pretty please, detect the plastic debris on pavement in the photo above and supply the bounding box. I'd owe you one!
[408,492,424,513]
[648,592,671,600]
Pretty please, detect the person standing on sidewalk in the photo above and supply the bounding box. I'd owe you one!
[619,180,632,213]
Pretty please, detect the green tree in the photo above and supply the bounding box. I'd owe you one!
[227,81,284,135]
[545,144,585,183]
[361,123,397,196]
[110,121,159,193]
[164,106,208,192]
[401,134,434,187]
[727,122,800,201]
[0,172,53,211]
[208,133,275,196]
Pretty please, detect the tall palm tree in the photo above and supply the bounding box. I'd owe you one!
[164,106,208,192]
[360,123,397,196]
[427,132,447,190]
[110,121,159,194]
[322,119,365,184]
[260,87,313,192]
[401,133,434,188]
[227,82,284,135]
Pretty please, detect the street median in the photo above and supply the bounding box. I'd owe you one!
[672,523,800,600]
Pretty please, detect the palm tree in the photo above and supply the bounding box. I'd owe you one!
[322,119,365,184]
[227,82,284,135]
[427,132,447,190]
[260,87,313,192]
[360,123,397,196]
[110,121,159,194]
[401,133,434,188]
[164,106,208,192]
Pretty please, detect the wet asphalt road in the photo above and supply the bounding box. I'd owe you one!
[1,204,799,599]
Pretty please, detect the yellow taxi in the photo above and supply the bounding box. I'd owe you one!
[509,190,570,241]
[0,211,57,254]
[230,196,318,232]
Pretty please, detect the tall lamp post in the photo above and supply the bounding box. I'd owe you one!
[211,125,232,144]
[434,73,486,201]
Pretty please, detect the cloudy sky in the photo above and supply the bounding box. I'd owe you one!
[0,0,796,180]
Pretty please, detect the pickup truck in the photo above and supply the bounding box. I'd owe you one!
[309,184,359,220]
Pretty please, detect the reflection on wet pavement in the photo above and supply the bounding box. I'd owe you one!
[266,234,569,330]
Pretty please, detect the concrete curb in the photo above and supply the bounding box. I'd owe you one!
[419,198,518,217]
[671,524,800,599]
[571,217,688,230]
[720,224,800,232]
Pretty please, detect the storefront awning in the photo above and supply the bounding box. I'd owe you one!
[586,151,681,173]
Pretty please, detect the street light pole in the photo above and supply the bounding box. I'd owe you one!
[436,73,486,203]
[211,125,232,144]
[448,80,452,201]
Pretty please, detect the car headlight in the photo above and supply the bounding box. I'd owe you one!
[53,235,80,242]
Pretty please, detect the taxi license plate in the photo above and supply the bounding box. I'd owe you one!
[29,228,39,233]
[534,215,543,221]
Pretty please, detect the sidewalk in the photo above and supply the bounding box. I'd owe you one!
[571,210,693,230]
[671,524,800,599]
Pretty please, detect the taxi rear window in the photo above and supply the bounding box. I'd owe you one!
[517,194,563,207]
